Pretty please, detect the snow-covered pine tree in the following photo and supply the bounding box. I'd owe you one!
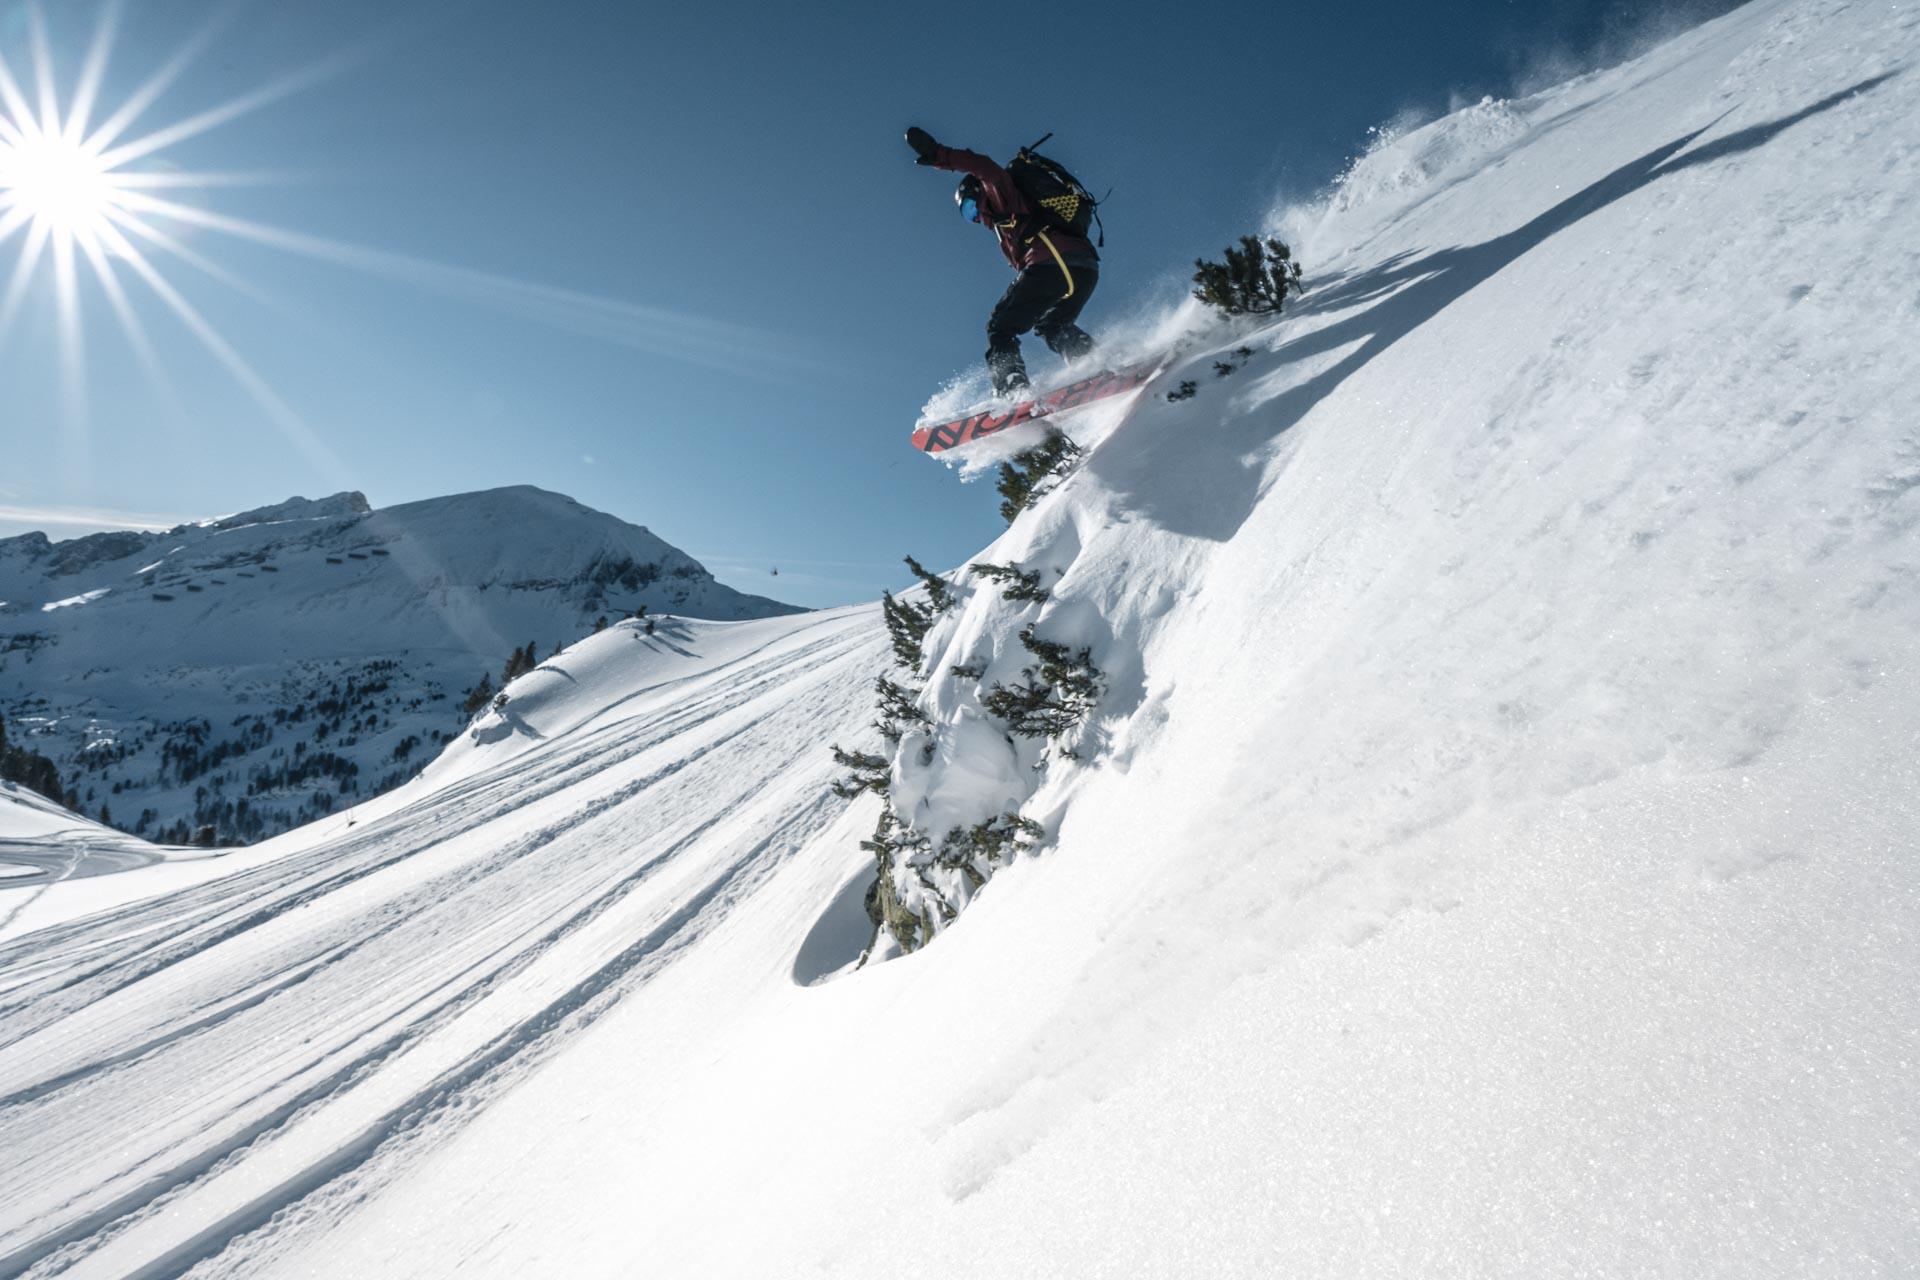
[996,431,1082,524]
[873,675,930,741]
[971,562,1049,603]
[981,624,1105,741]
[880,591,933,671]
[903,555,955,613]
[829,745,889,799]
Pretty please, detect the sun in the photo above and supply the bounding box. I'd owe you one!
[0,0,788,449]
[0,125,122,241]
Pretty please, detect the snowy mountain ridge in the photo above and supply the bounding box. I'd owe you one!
[1,1,1916,1275]
[0,484,798,843]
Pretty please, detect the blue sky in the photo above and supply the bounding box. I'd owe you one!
[0,0,1733,607]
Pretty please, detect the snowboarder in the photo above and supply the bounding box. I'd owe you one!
[906,126,1100,397]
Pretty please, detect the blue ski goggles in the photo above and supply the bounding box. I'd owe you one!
[959,197,980,224]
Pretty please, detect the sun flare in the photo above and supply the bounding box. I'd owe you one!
[0,126,122,241]
[0,0,794,444]
[0,0,322,424]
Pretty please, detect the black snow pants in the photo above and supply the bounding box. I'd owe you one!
[985,260,1098,395]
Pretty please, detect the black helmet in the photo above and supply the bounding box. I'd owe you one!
[954,173,983,222]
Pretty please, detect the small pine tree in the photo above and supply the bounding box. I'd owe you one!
[939,812,1044,868]
[981,625,1104,741]
[903,556,955,613]
[643,618,657,636]
[500,642,539,685]
[593,616,608,632]
[996,431,1082,525]
[874,675,930,741]
[829,745,890,799]
[881,591,934,671]
[1167,380,1198,403]
[1192,235,1304,317]
[971,562,1048,603]
[461,673,495,717]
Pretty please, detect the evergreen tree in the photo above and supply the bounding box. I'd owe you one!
[981,625,1105,741]
[881,591,932,671]
[996,431,1082,524]
[873,675,930,742]
[0,711,70,806]
[1191,235,1304,317]
[829,745,890,799]
[461,673,495,717]
[971,562,1049,603]
[903,555,955,613]
[939,812,1044,868]
[501,641,539,683]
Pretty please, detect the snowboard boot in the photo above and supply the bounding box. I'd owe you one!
[987,348,1031,399]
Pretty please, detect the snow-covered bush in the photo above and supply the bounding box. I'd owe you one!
[834,533,1118,960]
[939,811,1044,869]
[980,625,1105,745]
[970,562,1049,603]
[996,432,1081,524]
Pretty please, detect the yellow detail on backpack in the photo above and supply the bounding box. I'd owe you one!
[1040,194,1081,222]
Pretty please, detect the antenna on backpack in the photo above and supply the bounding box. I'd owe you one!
[1022,131,1053,155]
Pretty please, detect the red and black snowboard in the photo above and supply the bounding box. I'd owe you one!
[911,362,1157,456]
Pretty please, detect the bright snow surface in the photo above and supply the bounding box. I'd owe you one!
[3,0,1918,1274]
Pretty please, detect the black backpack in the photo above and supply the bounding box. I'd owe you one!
[1007,134,1105,247]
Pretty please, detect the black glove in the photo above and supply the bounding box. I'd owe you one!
[905,126,939,165]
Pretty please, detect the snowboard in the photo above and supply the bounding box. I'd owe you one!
[911,362,1158,456]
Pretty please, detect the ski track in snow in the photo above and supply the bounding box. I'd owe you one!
[0,608,883,1278]
[4,0,1920,1275]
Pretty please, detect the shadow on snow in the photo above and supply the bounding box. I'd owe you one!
[1090,74,1898,543]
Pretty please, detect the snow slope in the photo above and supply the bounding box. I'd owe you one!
[3,1,1919,1275]
[0,485,797,844]
[0,783,175,933]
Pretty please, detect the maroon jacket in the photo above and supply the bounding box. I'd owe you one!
[928,145,1099,274]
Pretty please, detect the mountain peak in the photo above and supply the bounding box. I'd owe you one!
[203,491,372,532]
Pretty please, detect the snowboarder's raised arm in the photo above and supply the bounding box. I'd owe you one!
[905,127,1021,210]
